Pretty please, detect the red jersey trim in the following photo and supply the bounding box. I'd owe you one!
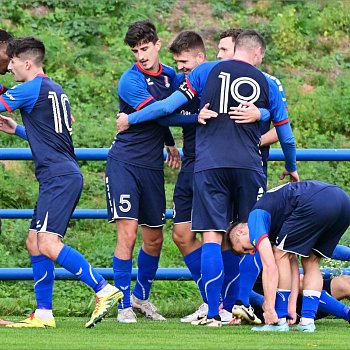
[0,86,4,94]
[256,234,269,250]
[273,118,289,127]
[0,96,12,113]
[185,78,197,95]
[136,96,154,111]
[136,62,163,76]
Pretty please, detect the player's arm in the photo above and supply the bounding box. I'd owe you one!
[258,238,279,325]
[288,254,300,324]
[261,127,278,147]
[267,79,298,182]
[0,84,9,95]
[0,114,28,140]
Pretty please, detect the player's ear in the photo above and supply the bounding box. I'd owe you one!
[155,39,161,51]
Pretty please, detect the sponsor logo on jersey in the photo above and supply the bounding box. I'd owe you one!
[146,78,154,86]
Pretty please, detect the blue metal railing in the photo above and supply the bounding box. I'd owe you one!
[0,147,349,281]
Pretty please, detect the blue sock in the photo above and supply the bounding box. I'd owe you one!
[237,253,262,307]
[331,245,350,261]
[184,247,207,303]
[133,248,159,300]
[56,245,107,293]
[275,289,290,319]
[201,242,224,318]
[318,290,350,321]
[113,256,132,309]
[31,255,55,310]
[221,250,240,312]
[250,290,264,308]
[301,290,321,320]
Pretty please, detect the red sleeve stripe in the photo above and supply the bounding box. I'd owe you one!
[256,234,269,250]
[0,96,13,113]
[185,78,197,95]
[273,118,289,127]
[136,96,154,111]
[0,86,4,94]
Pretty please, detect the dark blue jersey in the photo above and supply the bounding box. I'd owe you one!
[108,63,177,170]
[180,60,289,173]
[173,72,200,172]
[248,181,339,248]
[0,74,80,181]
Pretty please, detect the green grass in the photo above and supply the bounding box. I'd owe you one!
[0,317,349,350]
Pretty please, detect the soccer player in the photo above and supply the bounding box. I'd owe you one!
[117,29,298,326]
[0,36,123,329]
[227,180,350,332]
[106,19,179,323]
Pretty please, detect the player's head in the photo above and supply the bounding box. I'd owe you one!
[226,222,256,255]
[7,36,45,82]
[0,29,13,75]
[217,29,243,60]
[124,19,161,73]
[234,29,266,67]
[169,31,206,75]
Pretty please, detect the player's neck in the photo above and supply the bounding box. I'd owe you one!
[25,68,45,82]
[232,51,254,66]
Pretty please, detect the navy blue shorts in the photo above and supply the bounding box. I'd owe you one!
[276,186,350,258]
[29,173,83,238]
[105,158,165,227]
[173,171,193,224]
[192,168,266,232]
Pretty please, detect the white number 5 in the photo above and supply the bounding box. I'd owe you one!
[119,194,131,212]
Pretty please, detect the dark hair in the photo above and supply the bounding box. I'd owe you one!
[124,19,158,47]
[169,30,206,56]
[234,29,266,54]
[6,36,45,65]
[0,29,12,43]
[219,28,243,41]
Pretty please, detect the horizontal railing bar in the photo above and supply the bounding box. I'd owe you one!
[0,209,174,219]
[0,267,348,281]
[0,148,350,161]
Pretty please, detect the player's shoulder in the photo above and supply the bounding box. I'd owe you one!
[119,65,145,88]
[161,63,176,78]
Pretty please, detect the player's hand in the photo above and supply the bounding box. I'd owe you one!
[70,114,75,124]
[262,307,279,325]
[116,112,130,132]
[0,114,17,134]
[280,169,299,182]
[165,146,181,169]
[197,103,218,125]
[229,102,261,123]
[287,310,297,325]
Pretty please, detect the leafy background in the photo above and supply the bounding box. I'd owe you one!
[0,0,349,316]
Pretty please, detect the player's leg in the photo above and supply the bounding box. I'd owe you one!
[231,169,266,324]
[131,167,166,321]
[172,171,207,322]
[191,170,229,327]
[105,159,140,323]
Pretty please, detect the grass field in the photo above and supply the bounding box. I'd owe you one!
[1,317,350,350]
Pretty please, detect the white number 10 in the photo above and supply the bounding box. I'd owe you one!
[48,91,72,135]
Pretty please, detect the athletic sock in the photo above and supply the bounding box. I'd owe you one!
[113,256,132,309]
[34,309,53,321]
[184,247,207,303]
[301,290,321,322]
[56,245,106,293]
[221,249,240,312]
[201,242,224,318]
[250,290,264,308]
[318,290,350,321]
[237,253,262,307]
[133,248,159,300]
[331,245,350,261]
[31,255,55,310]
[275,289,290,319]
